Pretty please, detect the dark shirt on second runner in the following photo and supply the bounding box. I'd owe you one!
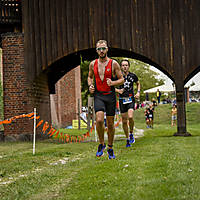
[118,72,139,98]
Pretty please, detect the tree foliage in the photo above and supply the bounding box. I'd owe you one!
[130,59,165,101]
[80,60,90,106]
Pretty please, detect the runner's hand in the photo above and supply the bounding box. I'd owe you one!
[106,78,112,86]
[118,88,124,94]
[135,92,140,99]
[89,85,95,94]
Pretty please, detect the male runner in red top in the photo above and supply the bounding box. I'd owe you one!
[88,40,124,159]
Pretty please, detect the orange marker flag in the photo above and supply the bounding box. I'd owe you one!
[30,115,40,120]
[0,119,12,125]
[27,112,34,118]
[49,129,57,137]
[54,130,60,139]
[13,116,20,119]
[36,120,44,128]
[42,122,49,134]
[59,132,63,142]
[66,137,69,143]
[47,126,54,135]
[90,127,93,133]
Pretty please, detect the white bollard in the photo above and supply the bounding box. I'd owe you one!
[33,108,36,155]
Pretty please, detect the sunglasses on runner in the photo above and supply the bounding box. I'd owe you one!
[96,47,108,51]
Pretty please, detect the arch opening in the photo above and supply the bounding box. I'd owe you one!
[47,48,174,94]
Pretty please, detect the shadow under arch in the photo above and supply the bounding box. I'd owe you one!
[184,65,200,85]
[46,48,175,93]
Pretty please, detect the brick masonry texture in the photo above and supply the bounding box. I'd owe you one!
[2,32,81,139]
[2,33,51,137]
[51,66,81,128]
[2,33,33,136]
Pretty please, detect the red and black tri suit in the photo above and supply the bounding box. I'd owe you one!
[93,59,116,116]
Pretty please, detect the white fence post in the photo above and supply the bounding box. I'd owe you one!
[33,108,36,155]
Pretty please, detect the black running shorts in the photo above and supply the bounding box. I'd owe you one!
[94,92,116,116]
[119,97,135,113]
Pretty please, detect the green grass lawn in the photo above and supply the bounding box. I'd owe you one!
[0,103,200,200]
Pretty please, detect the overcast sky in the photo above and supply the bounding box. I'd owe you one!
[150,66,200,87]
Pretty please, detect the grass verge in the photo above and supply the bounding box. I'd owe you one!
[0,103,200,199]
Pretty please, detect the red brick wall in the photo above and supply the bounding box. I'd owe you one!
[2,33,33,136]
[51,66,81,128]
[2,32,80,138]
[2,33,51,139]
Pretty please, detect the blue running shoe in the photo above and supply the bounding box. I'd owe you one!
[107,148,116,159]
[129,133,135,144]
[96,144,106,157]
[126,139,131,147]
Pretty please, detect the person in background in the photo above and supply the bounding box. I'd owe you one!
[145,92,149,101]
[115,100,120,121]
[172,98,176,106]
[88,39,124,159]
[104,112,107,129]
[144,105,150,128]
[171,104,177,126]
[156,89,161,104]
[152,98,157,107]
[115,59,140,147]
[148,104,155,128]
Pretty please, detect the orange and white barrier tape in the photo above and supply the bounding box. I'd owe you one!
[0,112,95,144]
[0,112,121,144]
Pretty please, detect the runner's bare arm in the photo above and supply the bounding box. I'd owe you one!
[88,61,95,93]
[135,80,141,98]
[106,60,124,87]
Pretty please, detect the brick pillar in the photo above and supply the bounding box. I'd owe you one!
[1,33,51,141]
[51,66,81,128]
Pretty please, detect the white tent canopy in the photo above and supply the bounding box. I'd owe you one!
[189,84,200,91]
[144,84,174,93]
[144,83,200,93]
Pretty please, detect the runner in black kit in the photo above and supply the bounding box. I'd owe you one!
[148,104,155,128]
[144,105,150,128]
[115,59,140,147]
[88,40,124,159]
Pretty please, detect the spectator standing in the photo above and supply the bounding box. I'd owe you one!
[156,89,161,104]
[171,104,177,126]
